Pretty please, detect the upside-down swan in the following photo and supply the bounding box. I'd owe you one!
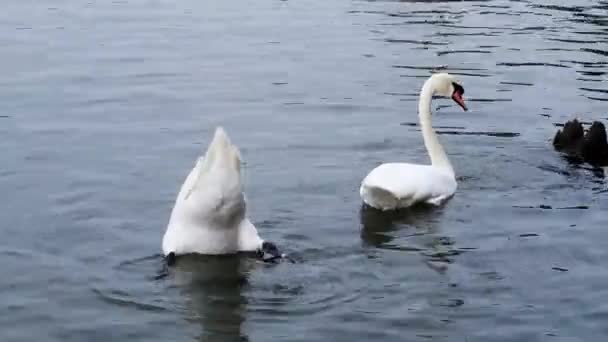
[162,127,283,264]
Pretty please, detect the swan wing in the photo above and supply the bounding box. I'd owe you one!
[360,163,456,210]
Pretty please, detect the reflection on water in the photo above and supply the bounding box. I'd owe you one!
[360,203,439,249]
[171,255,256,342]
[360,203,465,274]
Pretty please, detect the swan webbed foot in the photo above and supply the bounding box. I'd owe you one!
[257,241,284,263]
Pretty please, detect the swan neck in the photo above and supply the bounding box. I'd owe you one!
[418,81,454,175]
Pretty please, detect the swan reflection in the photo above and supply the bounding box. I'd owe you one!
[359,203,440,248]
[171,255,259,342]
[359,203,462,274]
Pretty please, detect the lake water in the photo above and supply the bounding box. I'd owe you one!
[1,0,607,341]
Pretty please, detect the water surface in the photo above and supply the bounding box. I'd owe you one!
[1,0,608,341]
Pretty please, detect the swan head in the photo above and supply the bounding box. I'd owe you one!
[429,73,467,111]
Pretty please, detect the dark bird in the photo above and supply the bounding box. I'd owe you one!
[553,119,608,167]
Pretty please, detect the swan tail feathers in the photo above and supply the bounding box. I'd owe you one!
[185,127,242,200]
[230,144,242,174]
[198,127,242,178]
[199,127,240,172]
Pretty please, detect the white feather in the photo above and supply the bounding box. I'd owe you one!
[162,127,264,256]
[360,163,456,210]
[359,73,465,211]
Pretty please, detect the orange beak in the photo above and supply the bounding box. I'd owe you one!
[452,91,467,111]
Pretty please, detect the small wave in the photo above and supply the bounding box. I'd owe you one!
[500,81,534,86]
[578,71,605,76]
[581,48,608,57]
[437,50,492,56]
[497,62,570,68]
[585,96,608,102]
[433,31,500,37]
[392,64,488,71]
[92,288,168,313]
[401,122,466,130]
[116,254,163,269]
[513,205,589,210]
[548,37,601,44]
[468,98,512,102]
[384,38,448,46]
[435,131,520,138]
[580,87,608,94]
[531,4,585,13]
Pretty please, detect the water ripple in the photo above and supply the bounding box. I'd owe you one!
[497,62,570,68]
[436,49,492,56]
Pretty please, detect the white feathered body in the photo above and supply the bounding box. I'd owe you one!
[162,127,263,256]
[360,163,456,211]
[359,73,466,211]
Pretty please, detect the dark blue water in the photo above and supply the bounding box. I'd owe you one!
[1,0,607,341]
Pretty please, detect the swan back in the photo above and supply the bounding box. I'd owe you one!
[361,163,456,210]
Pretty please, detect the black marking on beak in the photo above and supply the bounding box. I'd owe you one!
[451,82,467,111]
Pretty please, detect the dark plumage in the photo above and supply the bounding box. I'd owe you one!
[553,119,584,151]
[553,119,608,167]
[582,121,608,166]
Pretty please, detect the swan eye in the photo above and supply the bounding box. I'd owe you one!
[452,82,464,95]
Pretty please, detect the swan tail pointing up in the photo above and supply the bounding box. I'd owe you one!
[163,126,267,257]
[199,126,242,176]
[184,127,243,201]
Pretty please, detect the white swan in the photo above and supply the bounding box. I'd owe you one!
[162,127,281,262]
[360,73,468,211]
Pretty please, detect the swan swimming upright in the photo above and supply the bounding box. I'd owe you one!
[162,127,282,264]
[360,73,468,211]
